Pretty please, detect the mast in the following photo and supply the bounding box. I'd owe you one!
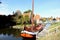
[31,0,34,25]
[32,0,34,14]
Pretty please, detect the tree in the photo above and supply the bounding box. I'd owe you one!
[12,10,22,25]
[42,17,46,22]
[53,18,56,23]
[24,10,32,13]
[0,15,16,29]
[0,0,2,4]
[23,10,32,24]
[24,15,30,24]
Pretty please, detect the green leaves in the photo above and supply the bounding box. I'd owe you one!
[24,10,32,13]
[12,10,31,25]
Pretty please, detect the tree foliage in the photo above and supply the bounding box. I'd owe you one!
[42,17,46,22]
[12,10,22,24]
[24,10,32,13]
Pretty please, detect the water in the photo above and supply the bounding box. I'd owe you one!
[44,23,51,29]
[0,28,23,40]
[37,22,51,37]
[0,34,23,40]
[0,22,51,40]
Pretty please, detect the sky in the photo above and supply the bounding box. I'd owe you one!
[0,0,60,17]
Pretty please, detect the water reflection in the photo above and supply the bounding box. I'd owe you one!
[0,28,23,40]
[0,34,23,40]
[0,22,52,40]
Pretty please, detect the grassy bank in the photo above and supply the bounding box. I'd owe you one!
[37,22,60,40]
[48,22,60,29]
[38,32,60,40]
[48,22,60,32]
[13,24,32,29]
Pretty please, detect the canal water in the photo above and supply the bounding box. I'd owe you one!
[0,23,51,40]
[0,28,23,40]
[0,34,23,40]
[44,23,51,29]
[36,22,51,37]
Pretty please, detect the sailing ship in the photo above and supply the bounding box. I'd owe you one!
[20,24,43,38]
[20,0,43,40]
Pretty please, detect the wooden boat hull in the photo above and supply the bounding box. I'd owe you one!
[20,30,37,38]
[21,33,33,38]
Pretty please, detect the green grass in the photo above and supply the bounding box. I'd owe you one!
[48,22,60,29]
[38,32,60,40]
[14,25,24,28]
[48,22,60,32]
[13,24,32,30]
[37,22,60,40]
